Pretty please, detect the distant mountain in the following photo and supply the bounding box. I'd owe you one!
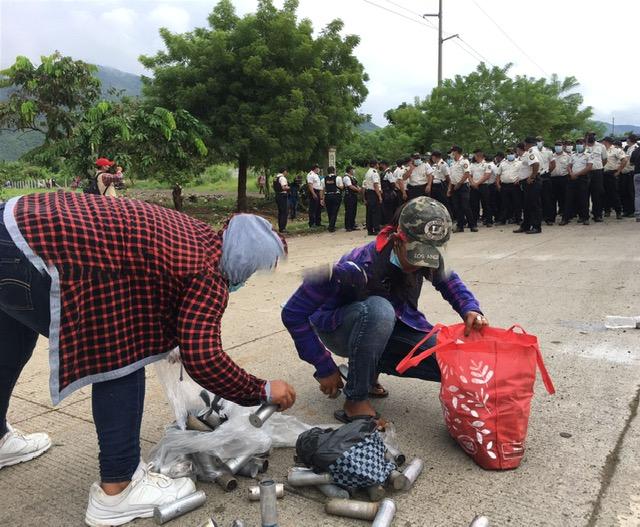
[358,121,381,134]
[0,65,143,161]
[594,120,640,137]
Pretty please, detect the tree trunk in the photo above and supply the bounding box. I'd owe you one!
[237,152,249,212]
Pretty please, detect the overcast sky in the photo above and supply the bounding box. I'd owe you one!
[2,0,639,127]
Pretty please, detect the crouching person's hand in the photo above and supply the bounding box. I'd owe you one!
[317,370,344,399]
[269,380,296,410]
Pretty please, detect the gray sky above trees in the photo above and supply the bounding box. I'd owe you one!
[1,0,639,127]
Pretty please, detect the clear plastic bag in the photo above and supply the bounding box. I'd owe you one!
[151,355,324,478]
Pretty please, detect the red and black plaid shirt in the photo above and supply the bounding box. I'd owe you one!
[13,191,266,404]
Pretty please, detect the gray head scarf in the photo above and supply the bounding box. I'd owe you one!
[219,214,286,285]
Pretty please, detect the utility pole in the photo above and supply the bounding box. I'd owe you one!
[423,0,458,87]
[612,116,615,137]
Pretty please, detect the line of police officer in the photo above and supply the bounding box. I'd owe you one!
[273,133,639,235]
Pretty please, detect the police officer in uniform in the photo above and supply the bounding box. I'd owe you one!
[561,138,593,226]
[343,166,361,231]
[585,133,608,222]
[392,159,408,202]
[469,149,493,227]
[429,151,450,211]
[363,160,382,235]
[514,138,542,234]
[535,136,554,226]
[403,153,434,200]
[620,134,638,217]
[323,166,343,233]
[548,140,570,221]
[273,167,290,233]
[496,149,522,224]
[601,136,626,219]
[307,164,323,228]
[380,160,400,225]
[448,146,476,232]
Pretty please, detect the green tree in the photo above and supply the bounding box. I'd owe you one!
[140,0,368,211]
[30,97,208,209]
[386,63,596,154]
[0,52,101,142]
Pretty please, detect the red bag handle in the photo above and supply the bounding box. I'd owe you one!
[397,323,556,395]
[508,324,555,394]
[396,323,453,374]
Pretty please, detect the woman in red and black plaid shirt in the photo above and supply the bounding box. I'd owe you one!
[0,191,295,526]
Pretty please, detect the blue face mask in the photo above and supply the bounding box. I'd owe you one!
[554,146,563,153]
[229,282,246,293]
[390,250,402,269]
[575,145,584,153]
[413,159,423,166]
[507,154,515,161]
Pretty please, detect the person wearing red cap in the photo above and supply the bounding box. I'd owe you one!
[94,158,124,197]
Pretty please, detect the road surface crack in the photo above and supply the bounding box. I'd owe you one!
[586,384,640,527]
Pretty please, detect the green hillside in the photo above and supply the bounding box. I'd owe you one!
[0,65,143,160]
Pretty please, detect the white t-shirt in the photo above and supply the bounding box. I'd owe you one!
[536,146,553,174]
[363,168,380,190]
[587,142,607,170]
[407,162,433,186]
[518,148,541,181]
[604,146,627,171]
[306,171,322,190]
[449,158,470,185]
[469,161,492,184]
[392,166,406,181]
[622,143,638,173]
[276,174,288,191]
[382,170,397,183]
[431,160,449,183]
[570,151,595,174]
[551,152,570,176]
[497,159,521,184]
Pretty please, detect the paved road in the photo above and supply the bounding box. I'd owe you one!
[1,219,639,526]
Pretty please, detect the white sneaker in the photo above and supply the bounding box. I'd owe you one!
[0,423,51,469]
[85,461,196,526]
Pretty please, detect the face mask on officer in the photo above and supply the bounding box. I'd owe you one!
[507,154,515,161]
[413,158,423,166]
[554,145,563,154]
[575,144,584,153]
[537,141,544,149]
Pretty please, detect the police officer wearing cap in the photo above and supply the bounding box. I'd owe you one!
[403,153,434,201]
[585,133,608,222]
[281,196,487,425]
[620,134,638,217]
[448,146,477,232]
[514,137,542,234]
[496,149,522,224]
[323,166,343,233]
[307,164,323,228]
[548,140,570,222]
[601,137,626,219]
[380,160,400,225]
[343,166,361,231]
[469,149,494,227]
[273,167,290,233]
[363,160,382,235]
[561,138,594,225]
[536,136,554,226]
[429,151,450,210]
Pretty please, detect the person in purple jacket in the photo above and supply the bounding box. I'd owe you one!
[282,196,488,425]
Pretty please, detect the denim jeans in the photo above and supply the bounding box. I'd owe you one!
[0,203,144,482]
[316,296,441,401]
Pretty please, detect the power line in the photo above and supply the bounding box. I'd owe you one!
[360,0,434,29]
[457,36,494,67]
[469,0,548,77]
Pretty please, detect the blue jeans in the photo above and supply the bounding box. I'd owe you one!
[316,296,441,401]
[0,204,143,482]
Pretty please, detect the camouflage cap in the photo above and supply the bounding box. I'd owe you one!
[398,196,452,268]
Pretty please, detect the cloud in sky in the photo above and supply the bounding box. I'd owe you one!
[1,0,639,126]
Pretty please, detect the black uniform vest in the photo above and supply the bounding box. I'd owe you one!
[324,175,338,193]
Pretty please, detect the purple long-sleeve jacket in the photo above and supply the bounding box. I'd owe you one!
[281,241,481,379]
